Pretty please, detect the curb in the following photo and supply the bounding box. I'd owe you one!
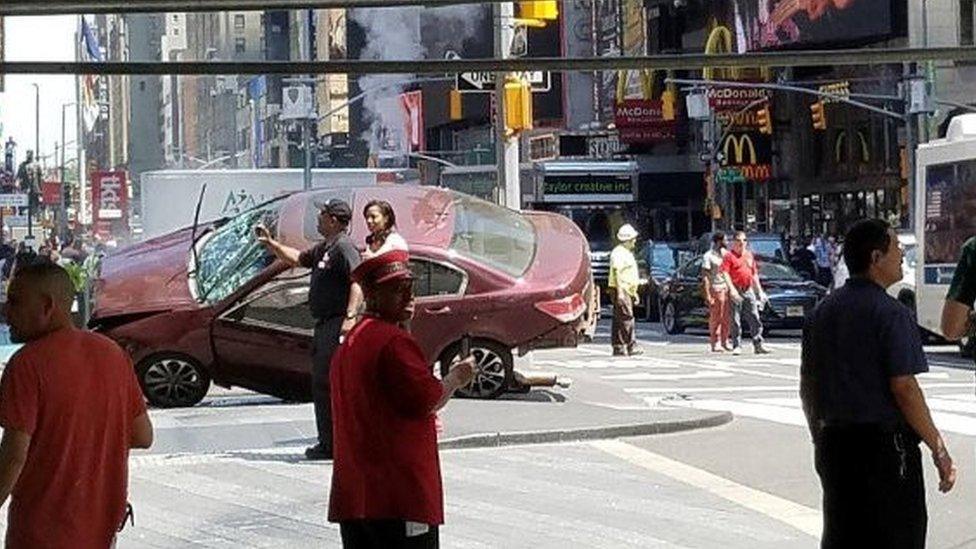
[438,411,733,450]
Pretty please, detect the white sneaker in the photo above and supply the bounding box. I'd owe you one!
[731,346,742,356]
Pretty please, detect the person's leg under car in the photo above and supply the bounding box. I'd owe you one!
[310,316,343,459]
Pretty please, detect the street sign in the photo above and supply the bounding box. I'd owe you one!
[281,86,314,120]
[456,71,551,93]
[0,193,27,208]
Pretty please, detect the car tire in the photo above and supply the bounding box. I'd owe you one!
[439,339,513,400]
[662,300,685,335]
[136,353,211,408]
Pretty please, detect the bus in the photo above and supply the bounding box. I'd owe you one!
[915,114,976,343]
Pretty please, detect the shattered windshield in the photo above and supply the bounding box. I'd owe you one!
[194,198,284,304]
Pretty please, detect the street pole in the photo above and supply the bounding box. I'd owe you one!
[494,1,520,210]
[302,8,313,191]
[904,67,918,232]
[29,82,40,239]
[60,102,74,242]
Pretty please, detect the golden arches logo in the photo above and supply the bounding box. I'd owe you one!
[703,24,738,80]
[723,133,758,165]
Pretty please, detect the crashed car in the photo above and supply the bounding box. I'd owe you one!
[90,186,598,407]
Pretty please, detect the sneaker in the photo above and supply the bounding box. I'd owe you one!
[305,444,333,461]
[555,376,573,389]
[754,344,772,355]
[628,347,645,356]
[612,349,627,357]
[731,346,742,356]
[711,346,725,353]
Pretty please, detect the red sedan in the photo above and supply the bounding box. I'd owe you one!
[90,186,597,407]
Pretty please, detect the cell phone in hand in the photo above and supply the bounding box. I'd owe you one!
[459,335,471,360]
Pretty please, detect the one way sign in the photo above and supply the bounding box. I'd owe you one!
[456,71,551,93]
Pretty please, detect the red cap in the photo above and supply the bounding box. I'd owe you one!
[352,250,413,288]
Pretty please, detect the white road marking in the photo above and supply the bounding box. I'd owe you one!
[602,371,735,382]
[627,385,798,394]
[590,439,821,539]
[662,398,808,427]
[917,372,951,380]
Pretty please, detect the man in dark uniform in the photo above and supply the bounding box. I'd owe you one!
[256,198,362,460]
[941,235,976,348]
[801,219,956,549]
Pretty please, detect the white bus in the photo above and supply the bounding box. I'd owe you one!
[915,114,976,340]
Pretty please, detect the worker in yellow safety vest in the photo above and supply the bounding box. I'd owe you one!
[608,224,644,356]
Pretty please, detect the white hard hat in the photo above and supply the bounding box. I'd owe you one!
[617,224,639,242]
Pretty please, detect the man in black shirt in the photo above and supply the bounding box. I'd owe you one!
[256,198,363,460]
[801,219,955,548]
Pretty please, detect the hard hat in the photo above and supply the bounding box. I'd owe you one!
[617,224,639,242]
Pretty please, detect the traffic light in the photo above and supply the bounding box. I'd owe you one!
[661,89,676,122]
[450,89,462,121]
[504,76,533,134]
[757,106,772,135]
[518,0,558,21]
[810,100,827,131]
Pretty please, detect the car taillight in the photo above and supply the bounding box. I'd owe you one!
[535,293,586,323]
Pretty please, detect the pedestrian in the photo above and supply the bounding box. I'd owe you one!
[255,198,363,461]
[800,219,956,549]
[0,262,153,548]
[608,224,643,357]
[328,249,476,549]
[702,231,732,352]
[790,237,818,281]
[813,234,834,288]
[940,235,976,347]
[722,231,771,355]
[362,199,408,260]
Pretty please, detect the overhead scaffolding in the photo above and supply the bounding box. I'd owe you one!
[2,48,976,76]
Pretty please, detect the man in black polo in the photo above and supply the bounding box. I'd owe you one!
[800,219,956,549]
[256,198,362,460]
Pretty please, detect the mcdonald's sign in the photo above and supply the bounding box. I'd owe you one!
[718,132,772,183]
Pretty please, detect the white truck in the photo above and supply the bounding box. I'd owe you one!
[914,114,976,351]
[139,168,417,240]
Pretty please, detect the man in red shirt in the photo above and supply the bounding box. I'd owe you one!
[721,231,772,355]
[0,262,153,548]
[329,250,475,548]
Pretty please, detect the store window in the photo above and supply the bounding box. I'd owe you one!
[962,0,975,46]
[235,37,246,53]
[235,14,246,30]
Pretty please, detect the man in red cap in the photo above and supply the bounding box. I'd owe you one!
[329,250,475,548]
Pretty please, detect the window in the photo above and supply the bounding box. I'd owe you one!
[235,37,247,53]
[450,193,536,277]
[234,14,246,30]
[963,0,976,46]
[410,260,465,298]
[680,257,702,279]
[239,276,316,334]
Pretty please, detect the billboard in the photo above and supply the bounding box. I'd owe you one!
[733,0,902,52]
[717,132,772,183]
[613,100,677,144]
[92,170,129,240]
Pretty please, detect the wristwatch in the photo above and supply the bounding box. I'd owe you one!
[344,311,358,320]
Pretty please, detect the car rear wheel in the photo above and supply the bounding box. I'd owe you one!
[662,300,684,335]
[439,339,513,400]
[137,353,211,408]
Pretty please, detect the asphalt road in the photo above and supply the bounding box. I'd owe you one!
[6,318,976,548]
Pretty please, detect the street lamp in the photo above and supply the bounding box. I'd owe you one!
[28,83,40,239]
[61,102,77,242]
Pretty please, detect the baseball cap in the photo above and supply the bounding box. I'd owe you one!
[316,198,353,224]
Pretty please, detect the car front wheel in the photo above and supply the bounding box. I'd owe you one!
[439,339,513,400]
[662,300,685,335]
[136,353,211,408]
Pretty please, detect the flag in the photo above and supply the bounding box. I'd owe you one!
[80,16,102,133]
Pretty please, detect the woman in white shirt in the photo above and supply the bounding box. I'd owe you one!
[362,199,408,259]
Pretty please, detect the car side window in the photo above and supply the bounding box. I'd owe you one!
[410,259,465,298]
[237,269,315,333]
[681,258,703,279]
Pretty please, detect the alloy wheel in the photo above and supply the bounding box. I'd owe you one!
[142,356,209,407]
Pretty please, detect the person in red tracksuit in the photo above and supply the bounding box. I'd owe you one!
[328,250,475,548]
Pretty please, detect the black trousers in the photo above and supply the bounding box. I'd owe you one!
[815,426,927,549]
[312,317,343,452]
[340,520,439,549]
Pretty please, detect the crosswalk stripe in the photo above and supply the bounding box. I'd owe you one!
[628,385,797,394]
[590,439,822,539]
[602,371,735,382]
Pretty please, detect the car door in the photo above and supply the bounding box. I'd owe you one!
[405,257,471,365]
[675,257,708,325]
[210,267,316,401]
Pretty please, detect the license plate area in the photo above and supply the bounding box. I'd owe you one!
[786,305,804,318]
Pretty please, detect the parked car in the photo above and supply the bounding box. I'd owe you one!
[658,255,827,335]
[636,241,691,321]
[90,186,598,407]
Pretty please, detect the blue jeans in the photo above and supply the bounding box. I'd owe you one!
[731,287,763,349]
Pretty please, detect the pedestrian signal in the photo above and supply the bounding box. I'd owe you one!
[810,101,827,131]
[757,106,772,135]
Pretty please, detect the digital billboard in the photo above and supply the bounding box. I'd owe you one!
[733,0,904,51]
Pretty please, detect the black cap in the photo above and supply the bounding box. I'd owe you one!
[317,198,353,224]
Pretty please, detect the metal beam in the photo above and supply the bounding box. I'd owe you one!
[2,48,976,75]
[3,0,490,15]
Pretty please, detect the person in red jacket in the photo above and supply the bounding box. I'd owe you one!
[329,249,475,548]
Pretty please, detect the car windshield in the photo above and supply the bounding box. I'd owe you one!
[450,194,536,277]
[759,261,802,281]
[651,245,676,270]
[194,198,284,304]
[750,239,784,260]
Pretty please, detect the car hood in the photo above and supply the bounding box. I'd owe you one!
[91,227,199,320]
